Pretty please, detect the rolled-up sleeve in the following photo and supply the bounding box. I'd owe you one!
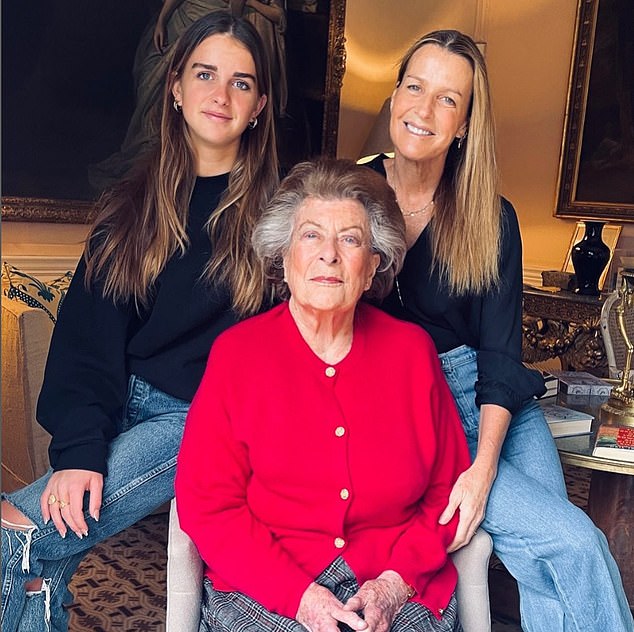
[474,200,545,414]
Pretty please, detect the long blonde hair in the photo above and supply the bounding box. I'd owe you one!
[85,12,279,316]
[397,29,500,295]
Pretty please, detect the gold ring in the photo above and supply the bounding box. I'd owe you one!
[47,494,57,506]
[57,500,69,509]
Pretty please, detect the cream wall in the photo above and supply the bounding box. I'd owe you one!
[337,0,585,281]
[2,1,623,281]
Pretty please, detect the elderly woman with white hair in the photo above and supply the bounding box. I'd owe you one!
[175,158,471,632]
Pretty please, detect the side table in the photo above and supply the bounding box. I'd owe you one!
[522,287,607,376]
[554,393,634,607]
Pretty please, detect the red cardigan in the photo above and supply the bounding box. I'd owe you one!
[175,302,470,619]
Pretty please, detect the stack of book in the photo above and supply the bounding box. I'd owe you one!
[550,371,612,396]
[542,372,559,398]
[592,425,634,462]
[538,401,594,438]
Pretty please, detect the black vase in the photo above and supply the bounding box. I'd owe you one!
[571,221,610,296]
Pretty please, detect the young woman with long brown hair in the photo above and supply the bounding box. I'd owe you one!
[1,12,278,631]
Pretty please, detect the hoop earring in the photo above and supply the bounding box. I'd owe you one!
[173,100,182,113]
[248,117,258,129]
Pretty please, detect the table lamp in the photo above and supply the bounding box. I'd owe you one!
[600,269,634,427]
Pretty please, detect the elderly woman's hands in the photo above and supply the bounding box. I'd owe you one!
[296,583,368,632]
[343,571,411,632]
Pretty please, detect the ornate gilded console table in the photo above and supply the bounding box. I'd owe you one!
[522,287,607,376]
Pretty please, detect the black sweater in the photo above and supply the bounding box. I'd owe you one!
[37,174,239,475]
[366,155,544,414]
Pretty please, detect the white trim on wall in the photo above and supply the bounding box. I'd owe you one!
[3,255,80,281]
[523,265,545,288]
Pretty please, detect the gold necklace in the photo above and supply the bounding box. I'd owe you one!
[391,164,435,218]
[397,197,434,217]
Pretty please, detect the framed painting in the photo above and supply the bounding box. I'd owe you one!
[555,0,634,221]
[1,0,347,223]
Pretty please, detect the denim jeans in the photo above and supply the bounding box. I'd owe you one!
[440,346,633,632]
[1,375,190,632]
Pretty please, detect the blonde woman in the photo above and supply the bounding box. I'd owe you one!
[367,29,633,632]
[1,13,278,631]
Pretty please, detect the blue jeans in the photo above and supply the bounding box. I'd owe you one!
[1,375,189,632]
[439,346,633,632]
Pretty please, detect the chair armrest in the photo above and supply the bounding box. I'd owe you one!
[451,527,493,632]
[166,498,203,632]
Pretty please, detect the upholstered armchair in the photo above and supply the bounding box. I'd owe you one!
[165,499,493,632]
[1,264,73,492]
[1,296,54,492]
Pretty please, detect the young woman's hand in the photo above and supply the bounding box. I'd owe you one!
[343,571,410,632]
[297,582,368,632]
[40,469,103,539]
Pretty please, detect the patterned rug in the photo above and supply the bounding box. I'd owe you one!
[68,514,168,631]
[66,465,591,631]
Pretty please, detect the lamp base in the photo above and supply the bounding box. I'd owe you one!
[600,393,634,428]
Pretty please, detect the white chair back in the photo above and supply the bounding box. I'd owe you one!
[600,288,634,380]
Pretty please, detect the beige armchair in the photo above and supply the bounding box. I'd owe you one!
[166,499,493,632]
[1,297,53,492]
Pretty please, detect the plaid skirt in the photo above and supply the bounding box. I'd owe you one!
[199,557,462,632]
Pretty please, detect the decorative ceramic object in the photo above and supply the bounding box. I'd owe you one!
[571,221,610,296]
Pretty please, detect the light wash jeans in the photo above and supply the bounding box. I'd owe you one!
[440,346,633,632]
[1,375,189,632]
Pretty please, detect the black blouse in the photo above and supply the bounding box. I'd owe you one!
[37,175,239,475]
[366,155,544,414]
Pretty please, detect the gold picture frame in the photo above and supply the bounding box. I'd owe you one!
[554,0,634,221]
[563,222,622,290]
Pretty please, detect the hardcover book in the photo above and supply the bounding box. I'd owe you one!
[551,371,612,396]
[541,372,559,398]
[538,402,594,438]
[592,425,634,462]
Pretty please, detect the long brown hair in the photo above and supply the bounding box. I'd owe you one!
[85,12,279,315]
[397,29,500,295]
